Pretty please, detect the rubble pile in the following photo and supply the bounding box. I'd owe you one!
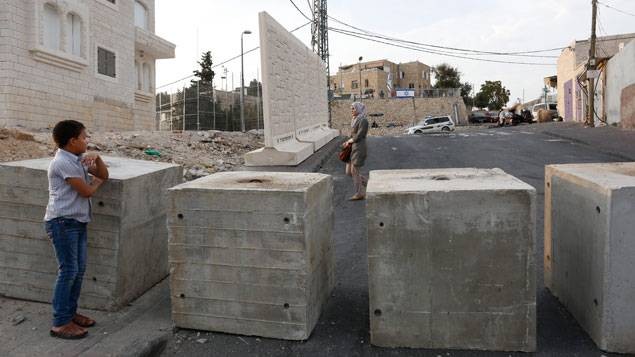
[0,127,263,181]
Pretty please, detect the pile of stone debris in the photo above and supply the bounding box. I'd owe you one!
[0,127,263,181]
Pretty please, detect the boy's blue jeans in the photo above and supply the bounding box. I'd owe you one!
[45,217,88,327]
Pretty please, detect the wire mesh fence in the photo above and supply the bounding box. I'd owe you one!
[156,81,263,132]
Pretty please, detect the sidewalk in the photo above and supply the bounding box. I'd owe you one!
[0,279,171,357]
[539,122,635,161]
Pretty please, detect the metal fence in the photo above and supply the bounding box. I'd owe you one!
[156,81,263,132]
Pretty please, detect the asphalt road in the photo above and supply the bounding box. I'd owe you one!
[162,124,631,356]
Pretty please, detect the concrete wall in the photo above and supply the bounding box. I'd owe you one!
[0,0,173,131]
[331,97,468,134]
[545,163,635,353]
[606,40,635,127]
[0,156,182,311]
[366,169,536,351]
[168,172,335,340]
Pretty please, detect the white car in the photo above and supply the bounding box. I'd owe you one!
[406,116,455,134]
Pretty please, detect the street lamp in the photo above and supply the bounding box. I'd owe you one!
[358,56,363,100]
[240,30,252,132]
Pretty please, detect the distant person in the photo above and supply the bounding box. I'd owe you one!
[498,108,505,126]
[343,102,369,201]
[379,90,385,98]
[371,120,379,128]
[45,120,109,339]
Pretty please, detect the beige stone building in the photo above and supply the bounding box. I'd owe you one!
[0,0,175,131]
[556,33,634,122]
[329,59,431,98]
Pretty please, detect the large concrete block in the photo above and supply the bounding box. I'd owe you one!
[168,171,335,340]
[0,156,182,311]
[244,12,338,166]
[545,162,635,353]
[367,169,536,352]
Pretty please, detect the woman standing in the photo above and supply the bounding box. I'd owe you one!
[344,101,369,201]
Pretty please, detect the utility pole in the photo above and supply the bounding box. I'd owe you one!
[587,0,598,127]
[312,0,331,125]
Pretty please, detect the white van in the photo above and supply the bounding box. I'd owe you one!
[531,103,558,122]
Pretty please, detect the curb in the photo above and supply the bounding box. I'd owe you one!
[121,334,169,357]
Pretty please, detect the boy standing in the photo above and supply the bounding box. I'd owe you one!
[44,120,109,339]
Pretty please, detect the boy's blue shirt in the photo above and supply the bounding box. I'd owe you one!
[44,149,92,223]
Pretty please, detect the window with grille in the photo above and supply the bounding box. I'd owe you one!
[97,47,116,78]
[351,80,359,89]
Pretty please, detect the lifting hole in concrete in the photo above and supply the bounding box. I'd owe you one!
[594,299,598,306]
[547,182,550,187]
[177,213,184,219]
[431,175,450,181]
[237,178,271,184]
[98,201,104,207]
[284,217,290,224]
[379,222,384,227]
[179,293,185,298]
[374,309,382,316]
[596,206,601,213]
[283,303,289,309]
[92,277,97,281]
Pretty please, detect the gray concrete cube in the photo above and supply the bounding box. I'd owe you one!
[0,156,182,311]
[545,163,635,353]
[367,169,536,352]
[167,171,334,340]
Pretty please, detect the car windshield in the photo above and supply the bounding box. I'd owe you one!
[549,104,557,110]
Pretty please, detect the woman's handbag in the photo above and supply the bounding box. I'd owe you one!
[339,143,352,162]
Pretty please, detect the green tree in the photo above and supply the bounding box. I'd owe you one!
[433,63,461,89]
[434,63,473,107]
[246,79,262,96]
[473,91,490,109]
[475,80,510,110]
[192,51,215,84]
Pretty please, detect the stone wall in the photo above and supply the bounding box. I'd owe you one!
[606,40,635,128]
[330,97,468,133]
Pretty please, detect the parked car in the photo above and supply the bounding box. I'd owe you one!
[468,111,489,124]
[531,103,558,122]
[406,116,455,134]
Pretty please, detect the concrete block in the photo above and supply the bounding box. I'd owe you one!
[545,162,635,353]
[168,171,334,340]
[367,168,536,352]
[0,156,182,311]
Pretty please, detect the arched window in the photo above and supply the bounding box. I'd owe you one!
[65,13,81,57]
[43,3,60,50]
[135,61,142,90]
[134,1,148,30]
[142,63,152,92]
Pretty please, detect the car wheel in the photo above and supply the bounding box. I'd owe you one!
[414,130,422,134]
[441,126,451,132]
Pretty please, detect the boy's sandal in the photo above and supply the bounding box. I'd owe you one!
[348,195,365,201]
[50,324,88,340]
[73,313,96,327]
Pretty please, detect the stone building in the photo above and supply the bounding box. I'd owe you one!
[329,59,431,98]
[0,0,175,131]
[556,33,634,123]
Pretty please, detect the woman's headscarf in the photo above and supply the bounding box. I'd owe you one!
[351,101,367,125]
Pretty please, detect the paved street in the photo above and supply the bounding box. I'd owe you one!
[162,123,634,356]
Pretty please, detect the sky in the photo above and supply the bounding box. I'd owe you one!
[155,0,635,104]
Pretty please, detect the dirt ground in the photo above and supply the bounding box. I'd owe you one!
[0,127,263,180]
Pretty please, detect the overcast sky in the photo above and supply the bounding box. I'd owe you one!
[155,0,634,104]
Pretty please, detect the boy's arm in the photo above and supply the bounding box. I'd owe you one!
[83,154,109,180]
[66,177,104,198]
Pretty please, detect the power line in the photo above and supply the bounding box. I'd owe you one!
[328,27,556,66]
[597,1,635,17]
[157,21,312,89]
[289,0,312,21]
[328,14,565,56]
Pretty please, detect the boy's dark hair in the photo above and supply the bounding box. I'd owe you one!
[52,120,85,148]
